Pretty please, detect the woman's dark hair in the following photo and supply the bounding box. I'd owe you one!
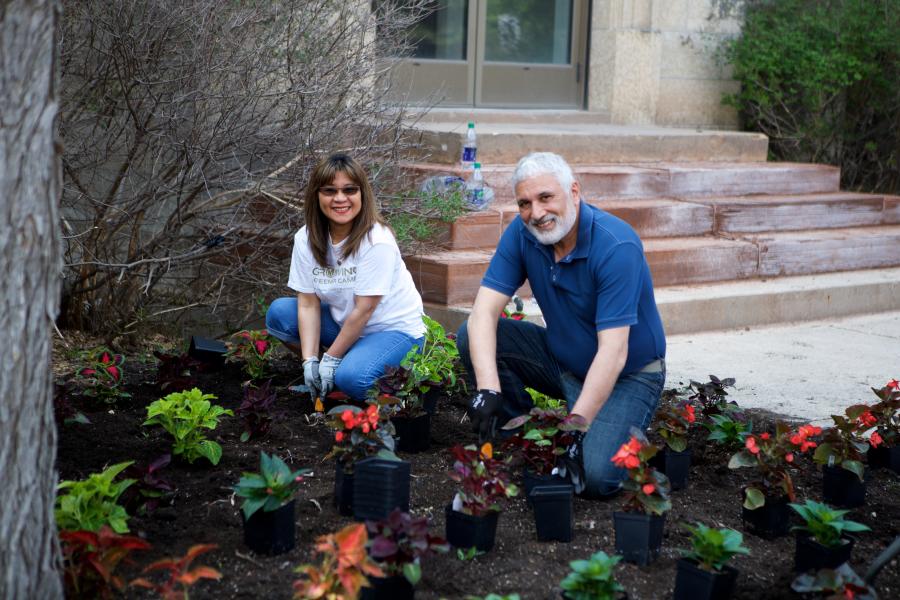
[303,153,384,267]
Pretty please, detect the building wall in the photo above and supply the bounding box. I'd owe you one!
[589,0,743,129]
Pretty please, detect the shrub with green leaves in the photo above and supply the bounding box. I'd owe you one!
[705,413,753,448]
[234,452,310,520]
[525,387,565,410]
[56,461,135,533]
[559,551,624,600]
[682,522,750,572]
[143,388,233,465]
[789,499,870,548]
[402,315,464,395]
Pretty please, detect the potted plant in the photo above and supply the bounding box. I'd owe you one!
[673,523,749,600]
[142,388,233,466]
[650,401,696,490]
[233,451,310,555]
[609,429,671,565]
[704,412,753,451]
[791,564,878,600]
[362,508,449,600]
[224,328,276,381]
[789,499,870,573]
[293,523,384,600]
[326,404,398,516]
[558,551,625,600]
[728,422,821,537]
[445,443,518,552]
[864,378,900,472]
[370,366,435,452]
[396,315,466,415]
[813,405,870,507]
[688,375,736,417]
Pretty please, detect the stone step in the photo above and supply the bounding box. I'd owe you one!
[405,121,768,163]
[405,161,841,203]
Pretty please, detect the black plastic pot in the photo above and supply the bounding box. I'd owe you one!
[393,413,431,453]
[673,558,738,600]
[241,500,295,555]
[530,484,574,542]
[360,574,414,600]
[794,534,855,572]
[423,388,442,415]
[445,504,499,552]
[867,445,900,474]
[650,448,692,491]
[612,511,665,565]
[523,469,564,507]
[822,465,866,508]
[187,335,227,369]
[741,494,791,538]
[352,457,410,521]
[334,463,354,516]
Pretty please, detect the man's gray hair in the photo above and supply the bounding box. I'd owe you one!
[511,152,576,192]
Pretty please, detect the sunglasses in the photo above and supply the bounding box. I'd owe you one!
[319,185,361,197]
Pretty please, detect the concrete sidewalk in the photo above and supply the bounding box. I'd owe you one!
[665,311,900,426]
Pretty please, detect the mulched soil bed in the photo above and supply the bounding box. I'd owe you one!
[55,348,900,599]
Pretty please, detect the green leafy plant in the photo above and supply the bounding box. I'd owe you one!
[653,402,696,452]
[681,523,750,572]
[56,461,135,533]
[401,314,464,395]
[448,443,518,517]
[705,413,753,449]
[234,452,310,520]
[791,563,877,600]
[789,499,870,548]
[130,544,221,598]
[456,547,486,561]
[72,346,130,403]
[813,405,871,481]
[559,551,624,600]
[729,423,822,509]
[525,387,565,410]
[143,388,233,466]
[225,328,276,380]
[293,523,384,600]
[325,404,398,474]
[365,508,449,586]
[609,429,671,516]
[60,526,151,599]
[501,407,588,476]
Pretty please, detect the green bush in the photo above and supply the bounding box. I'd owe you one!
[723,0,900,193]
[143,388,233,465]
[56,462,135,533]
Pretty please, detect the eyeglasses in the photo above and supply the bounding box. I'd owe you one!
[319,185,360,197]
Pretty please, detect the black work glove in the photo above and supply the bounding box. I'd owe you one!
[553,422,588,494]
[467,389,503,443]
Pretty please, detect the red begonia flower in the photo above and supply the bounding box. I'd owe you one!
[870,431,883,448]
[642,483,655,495]
[335,431,344,443]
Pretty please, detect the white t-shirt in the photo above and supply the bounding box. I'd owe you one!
[287,223,425,339]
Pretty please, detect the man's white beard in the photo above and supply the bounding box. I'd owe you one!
[525,197,578,245]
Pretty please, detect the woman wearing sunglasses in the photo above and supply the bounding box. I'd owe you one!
[265,153,425,400]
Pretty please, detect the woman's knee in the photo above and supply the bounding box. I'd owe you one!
[265,297,297,341]
[335,368,374,401]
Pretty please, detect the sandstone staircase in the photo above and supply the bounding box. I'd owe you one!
[400,115,900,334]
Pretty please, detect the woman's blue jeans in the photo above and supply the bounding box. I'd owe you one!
[457,317,665,498]
[265,297,423,400]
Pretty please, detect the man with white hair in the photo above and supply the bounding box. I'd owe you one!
[457,152,666,497]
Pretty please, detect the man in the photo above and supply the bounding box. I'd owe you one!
[457,152,666,497]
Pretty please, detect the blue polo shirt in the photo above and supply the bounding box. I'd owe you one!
[482,201,666,379]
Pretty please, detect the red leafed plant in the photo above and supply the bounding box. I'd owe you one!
[60,526,151,599]
[448,443,518,517]
[235,379,286,442]
[153,351,203,393]
[225,329,276,380]
[865,378,900,449]
[365,508,449,585]
[121,454,175,516]
[293,523,384,600]
[130,543,221,600]
[73,346,130,403]
[729,422,822,509]
[653,401,697,452]
[610,429,671,516]
[326,404,397,474]
[501,407,588,476]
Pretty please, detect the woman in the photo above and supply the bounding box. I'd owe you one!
[265,153,425,400]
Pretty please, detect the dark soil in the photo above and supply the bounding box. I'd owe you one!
[55,350,900,600]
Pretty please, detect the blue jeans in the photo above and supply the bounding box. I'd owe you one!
[457,317,665,497]
[265,297,423,400]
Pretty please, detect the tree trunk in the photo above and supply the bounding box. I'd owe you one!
[0,0,64,598]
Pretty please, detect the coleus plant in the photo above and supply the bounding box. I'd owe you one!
[60,526,151,600]
[609,429,671,516]
[812,405,871,481]
[121,454,174,516]
[225,329,276,380]
[688,374,736,416]
[653,401,696,452]
[866,378,899,449]
[56,461,136,533]
[73,346,130,403]
[130,543,221,599]
[501,407,588,476]
[233,452,310,520]
[153,350,203,393]
[729,422,823,509]
[235,379,286,442]
[143,388,233,466]
[369,365,433,418]
[448,443,518,517]
[325,404,397,474]
[293,523,384,600]
[365,508,449,586]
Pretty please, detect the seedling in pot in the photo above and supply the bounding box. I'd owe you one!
[142,388,233,466]
[365,508,449,586]
[705,413,752,450]
[501,407,588,477]
[813,405,873,482]
[790,499,870,549]
[448,443,518,517]
[674,523,748,600]
[402,314,465,396]
[559,551,625,600]
[681,523,750,572]
[234,452,310,520]
[653,401,696,453]
[326,404,397,474]
[293,523,384,599]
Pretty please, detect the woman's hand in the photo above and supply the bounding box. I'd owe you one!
[303,357,321,397]
[318,353,343,397]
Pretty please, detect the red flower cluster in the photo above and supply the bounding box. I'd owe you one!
[856,410,877,429]
[887,379,899,391]
[682,404,696,424]
[334,405,379,442]
[870,431,883,448]
[611,436,642,469]
[789,424,822,453]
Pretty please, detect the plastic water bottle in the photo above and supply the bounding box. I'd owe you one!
[466,162,485,209]
[461,121,477,170]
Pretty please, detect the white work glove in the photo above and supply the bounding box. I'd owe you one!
[302,357,321,397]
[318,353,343,397]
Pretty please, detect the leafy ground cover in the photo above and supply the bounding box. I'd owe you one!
[53,341,900,599]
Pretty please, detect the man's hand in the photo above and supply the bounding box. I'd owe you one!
[318,353,342,397]
[303,357,321,397]
[467,389,503,442]
[553,415,590,494]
